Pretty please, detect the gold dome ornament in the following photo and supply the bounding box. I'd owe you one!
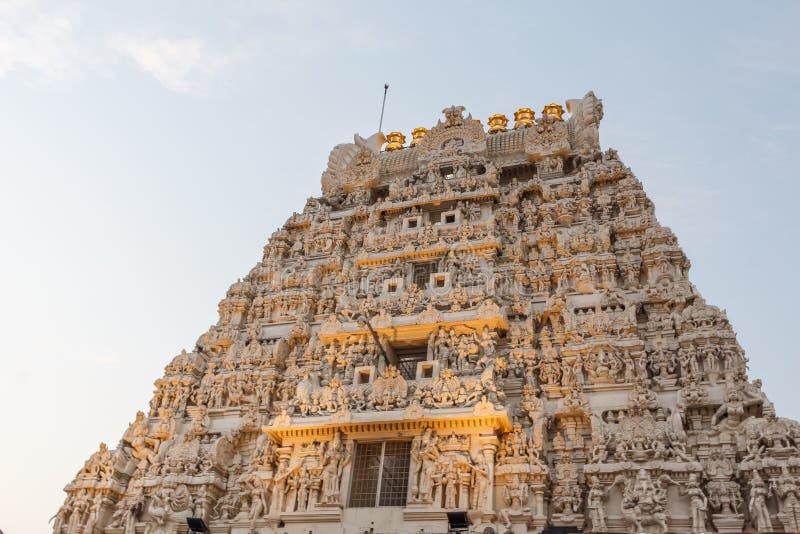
[385,131,406,151]
[513,108,534,129]
[542,103,565,121]
[487,114,509,133]
[409,127,428,147]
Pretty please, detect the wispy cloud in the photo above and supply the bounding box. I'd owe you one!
[0,0,79,81]
[0,1,248,93]
[110,34,244,94]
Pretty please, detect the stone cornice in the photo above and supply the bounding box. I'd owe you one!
[264,406,512,445]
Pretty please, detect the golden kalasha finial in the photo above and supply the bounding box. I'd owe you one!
[385,131,406,151]
[409,127,428,147]
[487,114,508,133]
[542,103,565,121]
[513,108,534,129]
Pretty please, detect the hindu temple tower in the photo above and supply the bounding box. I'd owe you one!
[54,92,800,534]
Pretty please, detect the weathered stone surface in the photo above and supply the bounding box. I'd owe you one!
[55,93,800,534]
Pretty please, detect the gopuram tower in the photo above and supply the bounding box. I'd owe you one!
[55,92,800,534]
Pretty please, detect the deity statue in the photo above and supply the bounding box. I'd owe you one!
[586,476,608,532]
[122,411,160,471]
[320,431,352,504]
[748,470,773,532]
[681,473,709,534]
[411,429,440,503]
[711,388,745,428]
[247,477,271,530]
[468,451,491,511]
[615,469,670,534]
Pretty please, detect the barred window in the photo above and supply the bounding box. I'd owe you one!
[412,262,435,289]
[394,345,428,381]
[348,442,382,507]
[348,441,412,508]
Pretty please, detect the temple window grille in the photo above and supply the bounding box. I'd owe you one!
[394,345,427,380]
[348,441,412,508]
[413,262,435,289]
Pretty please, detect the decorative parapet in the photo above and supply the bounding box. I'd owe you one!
[355,235,501,268]
[318,307,508,345]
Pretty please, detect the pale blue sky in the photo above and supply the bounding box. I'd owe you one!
[1,1,798,530]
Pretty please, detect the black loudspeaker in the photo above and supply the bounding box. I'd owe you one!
[446,510,470,530]
[186,517,209,533]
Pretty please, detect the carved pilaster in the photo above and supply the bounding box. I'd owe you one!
[479,436,499,515]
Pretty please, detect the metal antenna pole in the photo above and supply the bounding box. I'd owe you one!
[378,83,389,133]
[360,315,393,368]
[336,312,395,368]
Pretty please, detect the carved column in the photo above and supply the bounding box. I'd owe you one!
[534,489,545,520]
[309,477,322,510]
[459,470,471,509]
[479,436,499,514]
[529,476,549,531]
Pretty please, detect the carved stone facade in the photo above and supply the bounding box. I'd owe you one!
[56,92,800,534]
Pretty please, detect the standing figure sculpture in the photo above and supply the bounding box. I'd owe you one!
[412,429,439,503]
[468,451,491,512]
[247,477,270,531]
[270,457,291,516]
[587,475,608,532]
[682,473,709,534]
[749,470,773,532]
[321,431,351,504]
